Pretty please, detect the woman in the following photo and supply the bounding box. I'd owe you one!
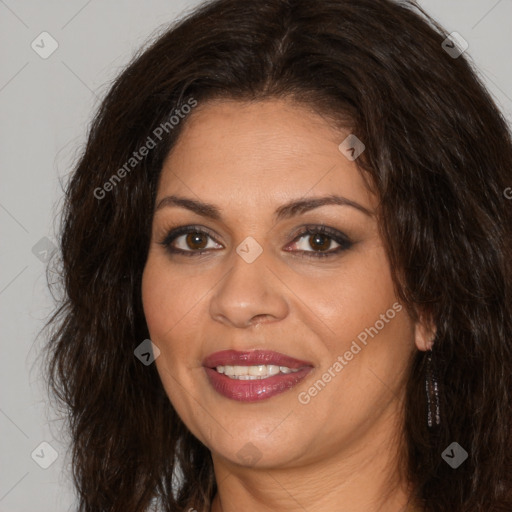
[44,0,512,510]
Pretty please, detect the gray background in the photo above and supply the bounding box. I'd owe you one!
[1,1,511,510]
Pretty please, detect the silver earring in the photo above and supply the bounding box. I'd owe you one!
[425,347,441,428]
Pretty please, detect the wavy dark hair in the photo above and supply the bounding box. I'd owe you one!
[43,0,512,510]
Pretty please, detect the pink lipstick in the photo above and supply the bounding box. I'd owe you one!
[203,349,314,402]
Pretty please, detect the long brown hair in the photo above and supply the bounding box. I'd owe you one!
[44,0,512,510]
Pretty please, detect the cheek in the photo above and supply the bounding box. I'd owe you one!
[303,245,416,400]
[141,256,186,343]
[141,254,210,374]
[141,258,198,403]
[300,246,400,345]
[141,261,165,336]
[142,251,197,318]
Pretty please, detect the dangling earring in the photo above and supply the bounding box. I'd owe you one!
[425,345,441,428]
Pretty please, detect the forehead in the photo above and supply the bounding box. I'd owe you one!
[157,98,376,212]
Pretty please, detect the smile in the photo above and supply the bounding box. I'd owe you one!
[203,350,314,402]
[216,364,301,379]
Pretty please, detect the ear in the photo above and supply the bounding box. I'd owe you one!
[413,312,436,352]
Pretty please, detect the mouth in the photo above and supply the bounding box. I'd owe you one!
[202,349,314,402]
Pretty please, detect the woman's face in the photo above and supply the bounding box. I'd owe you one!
[142,98,424,470]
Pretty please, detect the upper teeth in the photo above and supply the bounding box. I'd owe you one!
[216,364,300,379]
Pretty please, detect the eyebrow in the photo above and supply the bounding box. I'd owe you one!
[155,194,373,220]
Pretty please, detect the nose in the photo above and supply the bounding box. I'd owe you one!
[208,249,289,329]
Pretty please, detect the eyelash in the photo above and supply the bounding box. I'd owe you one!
[159,224,353,259]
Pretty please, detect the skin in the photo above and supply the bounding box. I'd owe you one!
[142,98,432,512]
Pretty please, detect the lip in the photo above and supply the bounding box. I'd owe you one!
[203,349,313,369]
[203,350,314,402]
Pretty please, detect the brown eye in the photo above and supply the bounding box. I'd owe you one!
[286,225,353,258]
[160,226,223,256]
[307,233,332,252]
[185,232,209,250]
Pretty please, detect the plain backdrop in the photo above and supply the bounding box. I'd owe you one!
[1,1,511,510]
